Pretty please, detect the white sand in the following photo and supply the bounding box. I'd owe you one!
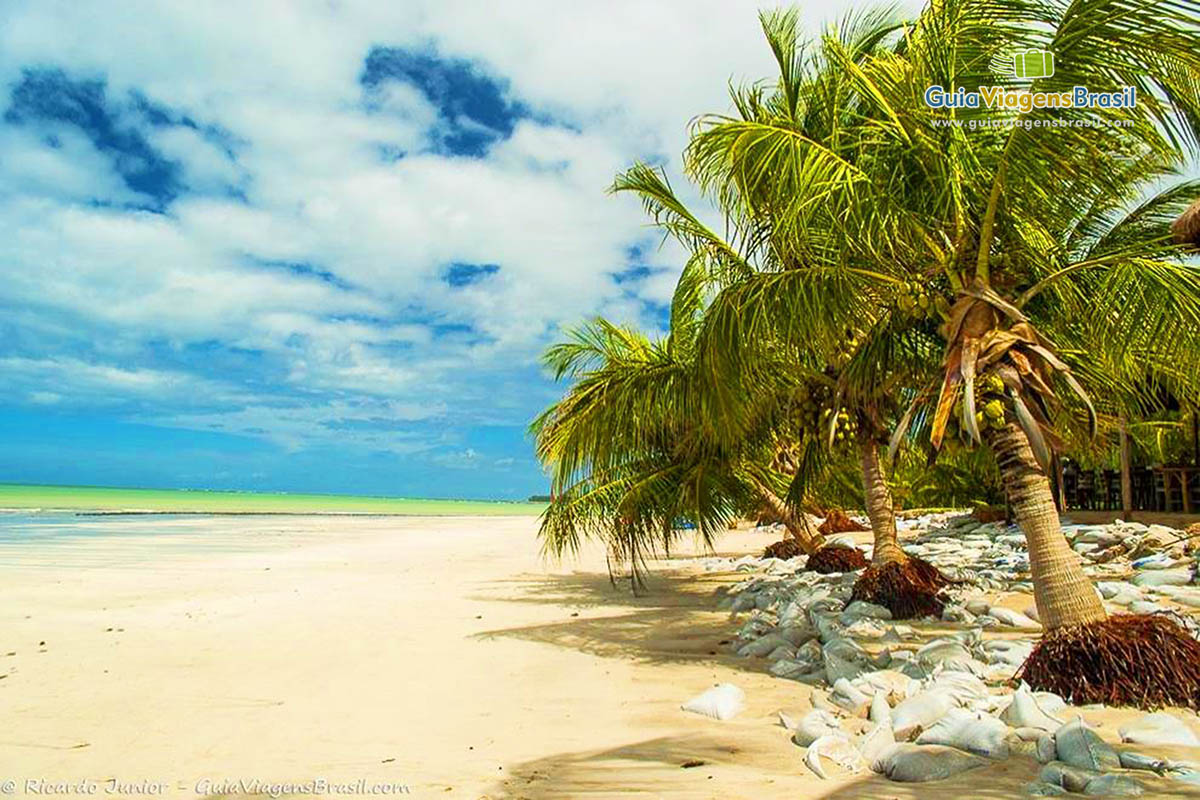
[1,515,1195,799]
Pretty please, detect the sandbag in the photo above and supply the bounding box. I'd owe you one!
[869,692,892,723]
[1083,774,1144,796]
[987,606,1041,629]
[1039,761,1099,793]
[1118,712,1200,747]
[830,678,871,715]
[915,707,1011,758]
[870,743,987,782]
[891,689,956,740]
[680,683,745,720]
[1054,717,1120,772]
[804,734,864,779]
[1000,683,1063,731]
[859,719,896,762]
[790,709,843,747]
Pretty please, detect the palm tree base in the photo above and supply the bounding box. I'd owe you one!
[851,557,949,619]
[1017,614,1200,710]
[763,538,807,560]
[806,545,869,574]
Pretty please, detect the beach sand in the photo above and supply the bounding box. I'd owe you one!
[1,515,1196,799]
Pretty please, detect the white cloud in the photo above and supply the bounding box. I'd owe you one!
[0,0,876,476]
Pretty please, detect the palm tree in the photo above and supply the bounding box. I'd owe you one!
[612,10,953,615]
[685,1,1200,704]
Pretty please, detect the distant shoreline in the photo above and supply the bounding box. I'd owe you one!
[0,483,547,517]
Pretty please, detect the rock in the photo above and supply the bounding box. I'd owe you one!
[791,709,844,746]
[681,684,745,720]
[1118,712,1200,747]
[1001,684,1064,732]
[915,707,1012,758]
[870,743,987,782]
[1054,717,1120,772]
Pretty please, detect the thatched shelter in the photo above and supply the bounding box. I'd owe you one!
[1174,198,1200,248]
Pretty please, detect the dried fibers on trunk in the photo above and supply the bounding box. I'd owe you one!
[1018,614,1200,710]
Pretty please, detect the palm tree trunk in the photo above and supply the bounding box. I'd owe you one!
[860,440,905,566]
[985,420,1107,629]
[751,478,824,554]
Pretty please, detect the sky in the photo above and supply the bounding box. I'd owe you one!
[0,0,872,500]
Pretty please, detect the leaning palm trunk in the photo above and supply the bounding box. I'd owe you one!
[984,420,1106,629]
[860,440,904,566]
[752,477,824,554]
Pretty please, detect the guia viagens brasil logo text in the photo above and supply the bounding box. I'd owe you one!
[924,50,1135,113]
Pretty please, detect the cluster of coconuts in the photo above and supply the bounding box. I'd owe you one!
[830,327,862,368]
[795,381,832,428]
[895,280,951,321]
[950,373,1008,438]
[822,406,859,446]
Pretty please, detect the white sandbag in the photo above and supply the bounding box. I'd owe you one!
[1054,716,1120,771]
[1036,734,1058,764]
[769,659,809,679]
[1132,568,1193,588]
[1083,773,1144,796]
[737,633,789,658]
[869,692,892,723]
[1040,760,1100,793]
[831,678,871,715]
[891,689,956,740]
[927,670,989,704]
[840,600,892,623]
[853,669,917,702]
[791,709,843,747]
[859,719,895,762]
[1118,712,1200,747]
[870,743,987,782]
[804,734,865,779]
[916,707,1011,758]
[766,644,797,662]
[915,639,976,671]
[1000,683,1063,732]
[680,683,745,721]
[987,606,1041,630]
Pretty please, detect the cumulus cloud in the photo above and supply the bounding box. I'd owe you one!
[0,0,872,496]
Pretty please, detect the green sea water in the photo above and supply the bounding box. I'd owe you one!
[0,483,547,516]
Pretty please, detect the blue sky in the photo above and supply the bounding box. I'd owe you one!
[0,0,861,500]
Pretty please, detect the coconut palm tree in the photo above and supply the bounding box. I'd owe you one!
[685,0,1200,703]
